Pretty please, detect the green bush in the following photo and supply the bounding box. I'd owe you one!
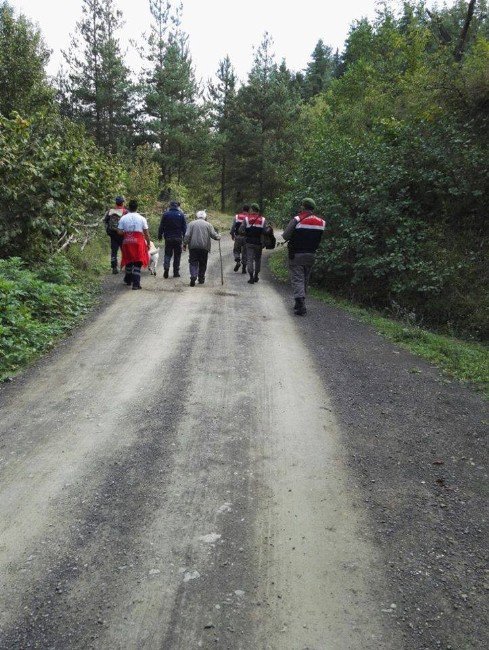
[0,257,93,378]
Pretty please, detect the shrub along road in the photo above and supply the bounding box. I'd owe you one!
[0,236,486,649]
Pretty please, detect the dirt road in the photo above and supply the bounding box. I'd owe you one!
[0,236,486,649]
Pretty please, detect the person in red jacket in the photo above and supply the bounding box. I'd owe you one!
[117,200,150,290]
[282,198,325,315]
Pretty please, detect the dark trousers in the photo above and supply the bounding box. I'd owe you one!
[164,239,182,273]
[109,234,123,269]
[124,262,143,287]
[246,243,263,276]
[189,248,208,281]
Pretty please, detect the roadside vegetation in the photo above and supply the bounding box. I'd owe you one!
[270,247,489,396]
[0,0,487,380]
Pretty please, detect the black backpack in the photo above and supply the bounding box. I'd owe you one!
[262,225,276,250]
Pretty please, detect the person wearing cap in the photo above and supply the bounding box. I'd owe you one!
[157,200,187,278]
[239,202,266,284]
[282,198,325,315]
[230,204,249,273]
[104,196,128,274]
[117,199,151,290]
[183,210,221,286]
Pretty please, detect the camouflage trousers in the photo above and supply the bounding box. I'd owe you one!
[233,235,247,266]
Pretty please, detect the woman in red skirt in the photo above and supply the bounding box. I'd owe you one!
[117,200,151,290]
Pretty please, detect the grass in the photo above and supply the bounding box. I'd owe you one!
[269,248,489,397]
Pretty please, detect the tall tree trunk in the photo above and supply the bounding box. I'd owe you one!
[454,0,477,61]
[220,152,226,212]
[93,10,101,147]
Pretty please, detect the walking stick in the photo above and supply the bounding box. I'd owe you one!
[218,239,224,285]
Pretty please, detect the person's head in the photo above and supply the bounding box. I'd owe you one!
[115,195,125,206]
[128,199,138,212]
[169,200,179,209]
[242,204,250,212]
[250,202,260,213]
[302,197,316,211]
[196,210,207,220]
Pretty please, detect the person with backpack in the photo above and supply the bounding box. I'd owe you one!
[157,200,187,278]
[282,198,325,316]
[104,196,128,273]
[230,204,249,273]
[183,210,221,286]
[117,199,150,290]
[239,202,267,284]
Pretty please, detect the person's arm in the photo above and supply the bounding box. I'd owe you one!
[230,217,237,239]
[181,214,187,237]
[158,214,165,240]
[282,218,297,241]
[143,228,150,248]
[209,223,221,240]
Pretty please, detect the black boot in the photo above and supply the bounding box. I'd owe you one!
[112,267,119,275]
[234,261,241,272]
[294,298,301,313]
[295,298,307,316]
[190,277,196,286]
[174,270,180,277]
[241,266,247,274]
[198,276,205,284]
[163,268,169,279]
[248,273,254,284]
[254,273,259,283]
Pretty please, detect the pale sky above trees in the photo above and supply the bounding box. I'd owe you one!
[8,0,439,82]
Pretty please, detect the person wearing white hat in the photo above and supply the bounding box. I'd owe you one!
[183,210,221,286]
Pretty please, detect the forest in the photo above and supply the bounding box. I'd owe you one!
[0,0,488,376]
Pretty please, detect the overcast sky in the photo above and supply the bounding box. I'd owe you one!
[9,0,437,83]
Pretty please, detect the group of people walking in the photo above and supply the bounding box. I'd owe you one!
[105,196,325,315]
[230,203,267,284]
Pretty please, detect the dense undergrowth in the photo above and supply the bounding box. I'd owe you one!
[269,248,489,397]
[0,256,96,379]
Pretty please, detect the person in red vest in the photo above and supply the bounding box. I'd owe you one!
[117,200,150,290]
[240,202,266,284]
[282,198,325,315]
[230,204,249,273]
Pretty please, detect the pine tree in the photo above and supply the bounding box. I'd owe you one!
[229,33,301,209]
[60,0,133,152]
[143,0,203,184]
[302,39,335,100]
[0,1,53,117]
[208,56,237,211]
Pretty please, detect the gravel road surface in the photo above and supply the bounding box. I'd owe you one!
[0,235,486,650]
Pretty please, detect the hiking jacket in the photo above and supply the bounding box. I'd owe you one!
[184,219,220,252]
[239,213,266,245]
[283,211,325,263]
[158,208,187,241]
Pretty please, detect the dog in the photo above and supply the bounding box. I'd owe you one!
[148,241,159,276]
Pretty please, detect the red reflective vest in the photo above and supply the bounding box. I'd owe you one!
[291,211,325,254]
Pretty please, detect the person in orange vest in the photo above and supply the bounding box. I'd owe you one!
[240,202,266,284]
[230,204,249,273]
[282,198,325,315]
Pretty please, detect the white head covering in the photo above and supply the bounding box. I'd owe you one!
[196,210,207,220]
